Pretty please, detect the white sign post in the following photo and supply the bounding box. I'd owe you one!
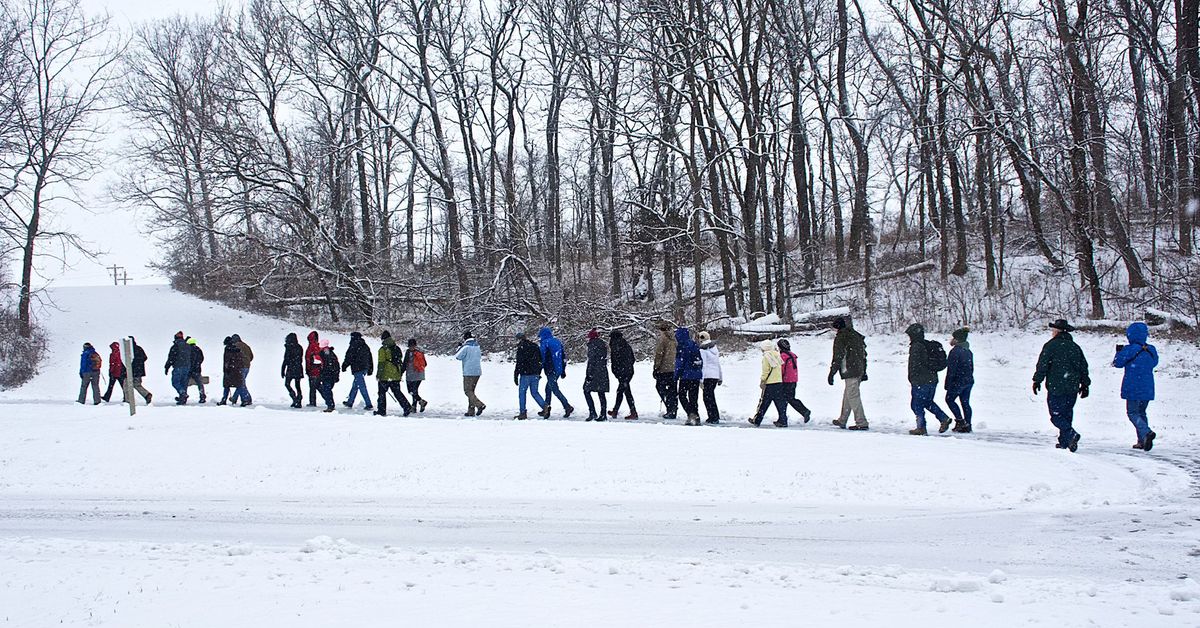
[122,337,137,416]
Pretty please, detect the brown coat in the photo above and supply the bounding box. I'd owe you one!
[652,330,676,375]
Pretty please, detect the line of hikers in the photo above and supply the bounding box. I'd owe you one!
[76,316,1160,452]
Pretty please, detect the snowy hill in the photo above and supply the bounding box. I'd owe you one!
[1,285,1198,626]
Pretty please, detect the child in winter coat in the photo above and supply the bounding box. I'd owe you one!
[945,328,975,433]
[403,338,428,412]
[1113,322,1159,451]
[538,327,572,418]
[77,342,102,405]
[582,329,610,421]
[282,333,304,408]
[318,340,341,412]
[101,342,127,403]
[776,339,812,426]
[698,332,721,424]
[749,340,787,427]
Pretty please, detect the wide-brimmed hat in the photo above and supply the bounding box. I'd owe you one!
[1049,319,1075,332]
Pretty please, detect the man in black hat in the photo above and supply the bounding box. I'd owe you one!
[828,317,869,430]
[1033,319,1090,452]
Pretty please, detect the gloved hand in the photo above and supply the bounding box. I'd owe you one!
[164,367,170,376]
[861,372,868,382]
[827,369,836,386]
[560,371,567,380]
[513,377,519,386]
[718,380,723,386]
[1080,384,1089,399]
[1032,381,1041,395]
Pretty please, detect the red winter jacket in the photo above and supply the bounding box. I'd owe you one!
[108,343,126,378]
[304,331,322,377]
[780,351,799,384]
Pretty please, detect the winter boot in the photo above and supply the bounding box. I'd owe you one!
[801,409,812,424]
[563,405,575,418]
[772,419,788,428]
[848,424,869,431]
[1131,442,1144,450]
[464,408,476,417]
[343,401,353,408]
[176,395,188,406]
[951,420,967,433]
[323,407,334,413]
[748,417,762,427]
[832,419,847,429]
[476,402,486,416]
[586,413,597,422]
[909,426,927,436]
[705,417,719,425]
[420,399,428,412]
[1068,433,1081,453]
[938,417,952,433]
[240,400,252,407]
[145,393,152,405]
[198,395,207,404]
[1143,431,1156,451]
[625,412,638,420]
[515,411,528,420]
[373,410,386,417]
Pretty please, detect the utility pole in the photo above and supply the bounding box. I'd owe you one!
[107,265,125,286]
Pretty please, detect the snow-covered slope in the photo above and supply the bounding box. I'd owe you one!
[1,285,1198,626]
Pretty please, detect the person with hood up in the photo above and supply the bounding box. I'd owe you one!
[78,342,102,405]
[374,330,413,417]
[698,331,722,424]
[341,332,374,411]
[1033,319,1090,452]
[945,328,975,433]
[513,331,547,420]
[100,341,127,403]
[281,333,305,408]
[608,330,637,420]
[905,323,952,435]
[828,317,868,430]
[164,331,192,405]
[749,340,787,427]
[776,339,812,426]
[582,329,610,421]
[304,331,322,407]
[652,322,678,421]
[537,327,573,418]
[403,338,429,412]
[185,337,207,404]
[674,327,704,425]
[230,334,253,406]
[317,340,340,412]
[1114,322,1158,451]
[217,336,246,406]
[129,337,152,404]
[456,331,486,416]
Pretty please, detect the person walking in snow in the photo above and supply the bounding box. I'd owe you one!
[1032,319,1090,452]
[374,330,413,417]
[100,341,127,403]
[583,328,610,421]
[776,339,812,425]
[304,331,322,407]
[828,317,868,430]
[608,330,637,420]
[749,339,788,427]
[403,338,429,412]
[164,331,192,405]
[77,342,102,405]
[652,322,678,421]
[217,336,246,406]
[341,332,374,411]
[317,340,341,412]
[282,333,304,408]
[513,331,546,420]
[185,337,207,404]
[229,334,253,406]
[537,327,573,418]
[674,327,703,425]
[698,331,722,424]
[945,328,974,433]
[129,336,152,404]
[1114,322,1158,451]
[456,331,486,416]
[905,323,952,435]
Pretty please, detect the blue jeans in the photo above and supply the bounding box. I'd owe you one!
[231,367,251,404]
[1126,399,1151,442]
[1047,393,1078,448]
[171,368,190,398]
[544,374,571,409]
[945,385,973,426]
[346,371,372,408]
[911,383,949,429]
[518,375,546,413]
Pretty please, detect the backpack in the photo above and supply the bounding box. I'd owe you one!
[926,340,948,372]
[412,350,427,372]
[89,352,102,371]
[389,346,404,368]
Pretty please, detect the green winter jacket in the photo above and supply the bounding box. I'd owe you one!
[1033,332,1090,396]
[377,339,403,381]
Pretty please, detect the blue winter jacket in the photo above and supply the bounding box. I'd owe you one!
[79,346,99,376]
[945,343,975,392]
[1113,322,1158,400]
[539,327,567,377]
[673,328,703,381]
[455,339,483,377]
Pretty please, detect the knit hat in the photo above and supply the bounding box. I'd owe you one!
[174,331,184,339]
[186,337,197,346]
[407,338,417,347]
[832,317,846,330]
[463,331,474,340]
[514,331,527,340]
[698,331,711,342]
[758,340,775,352]
[952,327,969,343]
[319,339,330,349]
[587,328,599,341]
[381,330,392,341]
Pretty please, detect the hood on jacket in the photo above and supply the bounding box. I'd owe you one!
[700,340,716,349]
[462,338,479,346]
[307,331,319,343]
[350,331,363,341]
[610,330,624,341]
[538,327,554,342]
[223,336,234,347]
[1126,322,1150,345]
[231,334,242,343]
[905,323,925,340]
[110,342,119,350]
[674,327,691,344]
[286,332,298,344]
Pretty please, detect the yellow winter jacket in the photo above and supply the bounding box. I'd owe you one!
[760,349,783,385]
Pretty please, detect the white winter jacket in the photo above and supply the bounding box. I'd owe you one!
[700,342,722,381]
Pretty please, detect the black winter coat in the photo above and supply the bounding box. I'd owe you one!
[343,333,374,375]
[1034,332,1090,396]
[165,338,192,373]
[609,332,635,380]
[583,338,610,392]
[282,334,304,379]
[319,348,341,383]
[131,342,148,378]
[223,345,245,388]
[514,339,543,380]
[190,345,204,374]
[830,327,867,380]
[906,329,938,386]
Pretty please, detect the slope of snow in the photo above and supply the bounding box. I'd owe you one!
[1,285,1198,626]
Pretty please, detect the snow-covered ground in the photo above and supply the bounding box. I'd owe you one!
[1,286,1198,626]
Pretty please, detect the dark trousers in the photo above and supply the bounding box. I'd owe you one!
[307,376,320,406]
[1126,399,1151,442]
[946,385,973,426]
[754,383,788,423]
[102,375,126,402]
[701,378,720,420]
[678,379,700,417]
[612,378,636,414]
[319,378,335,409]
[584,391,607,417]
[911,383,950,429]
[377,380,412,415]
[407,380,424,403]
[654,372,678,418]
[781,382,810,417]
[285,376,302,404]
[1047,393,1079,448]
